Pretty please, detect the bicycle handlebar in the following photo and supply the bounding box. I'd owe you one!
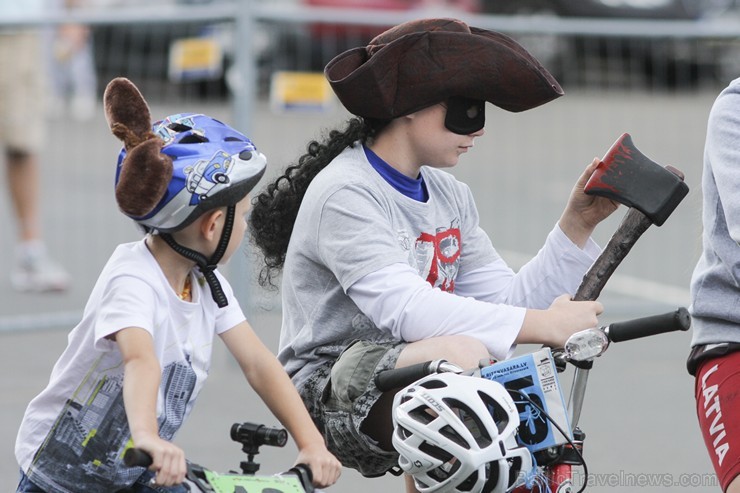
[374,359,462,393]
[374,308,690,393]
[604,306,690,342]
[123,447,152,468]
[123,448,315,493]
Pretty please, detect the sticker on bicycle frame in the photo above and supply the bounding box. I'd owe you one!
[480,347,572,452]
[204,469,306,493]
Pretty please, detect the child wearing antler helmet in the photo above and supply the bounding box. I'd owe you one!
[249,18,618,492]
[14,78,341,493]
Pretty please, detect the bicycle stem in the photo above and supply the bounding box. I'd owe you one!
[567,367,590,429]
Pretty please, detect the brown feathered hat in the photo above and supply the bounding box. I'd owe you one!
[324,18,564,119]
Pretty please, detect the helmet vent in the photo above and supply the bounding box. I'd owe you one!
[225,136,244,142]
[482,462,502,493]
[445,398,492,448]
[506,456,523,488]
[419,441,454,464]
[480,392,510,434]
[397,424,413,440]
[409,405,437,425]
[439,425,469,449]
[457,470,479,492]
[420,379,448,390]
[168,122,192,132]
[179,134,209,144]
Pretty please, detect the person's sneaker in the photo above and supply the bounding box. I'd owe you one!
[11,243,70,293]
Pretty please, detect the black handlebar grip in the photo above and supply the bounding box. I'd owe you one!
[288,464,314,493]
[123,448,153,468]
[606,307,690,343]
[375,361,435,392]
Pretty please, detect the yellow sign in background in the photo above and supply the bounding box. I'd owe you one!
[270,71,333,112]
[169,37,223,82]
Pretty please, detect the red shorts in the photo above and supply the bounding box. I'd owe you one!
[695,350,740,491]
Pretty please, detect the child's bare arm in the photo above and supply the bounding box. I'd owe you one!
[220,322,342,488]
[115,326,187,486]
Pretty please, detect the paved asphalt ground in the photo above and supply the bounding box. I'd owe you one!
[0,87,726,491]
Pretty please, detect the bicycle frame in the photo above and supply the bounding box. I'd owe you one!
[510,356,590,493]
[532,307,691,493]
[376,307,690,493]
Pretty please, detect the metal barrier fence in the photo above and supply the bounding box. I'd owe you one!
[1,0,738,331]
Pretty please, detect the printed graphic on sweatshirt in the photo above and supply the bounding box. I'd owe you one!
[408,219,461,292]
[28,360,196,492]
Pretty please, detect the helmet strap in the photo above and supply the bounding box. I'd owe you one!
[160,205,236,308]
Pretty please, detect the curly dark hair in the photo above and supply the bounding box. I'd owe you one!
[249,117,388,288]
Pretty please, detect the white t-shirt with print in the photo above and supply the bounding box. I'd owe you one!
[15,239,245,493]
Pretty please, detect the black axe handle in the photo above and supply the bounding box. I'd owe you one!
[572,207,651,301]
[572,136,688,302]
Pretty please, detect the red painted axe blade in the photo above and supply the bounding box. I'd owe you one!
[584,133,689,226]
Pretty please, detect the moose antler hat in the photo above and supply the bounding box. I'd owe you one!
[324,18,564,120]
[103,77,267,307]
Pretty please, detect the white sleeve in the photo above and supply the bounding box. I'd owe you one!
[346,262,524,359]
[93,275,158,351]
[455,224,600,309]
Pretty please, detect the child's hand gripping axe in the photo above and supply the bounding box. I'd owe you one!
[574,132,689,302]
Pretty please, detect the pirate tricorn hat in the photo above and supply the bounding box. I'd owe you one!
[325,18,564,120]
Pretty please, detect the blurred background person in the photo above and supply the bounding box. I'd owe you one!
[47,0,97,121]
[1,0,70,292]
[688,75,740,493]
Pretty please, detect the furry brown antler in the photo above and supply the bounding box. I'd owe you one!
[103,77,173,218]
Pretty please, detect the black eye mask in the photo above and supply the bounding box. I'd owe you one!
[444,97,485,135]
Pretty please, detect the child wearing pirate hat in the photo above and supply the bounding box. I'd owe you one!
[14,78,340,492]
[250,18,618,492]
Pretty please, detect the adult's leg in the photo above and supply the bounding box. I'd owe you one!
[362,334,489,448]
[361,335,490,493]
[305,343,403,478]
[7,149,41,242]
[2,31,68,292]
[7,147,70,292]
[695,352,740,492]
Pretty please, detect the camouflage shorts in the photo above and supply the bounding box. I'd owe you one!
[299,340,406,478]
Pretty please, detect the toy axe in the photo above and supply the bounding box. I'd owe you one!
[573,133,689,301]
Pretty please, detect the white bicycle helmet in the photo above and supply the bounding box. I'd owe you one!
[392,372,532,493]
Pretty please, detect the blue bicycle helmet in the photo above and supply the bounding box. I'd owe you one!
[105,77,266,307]
[115,113,267,233]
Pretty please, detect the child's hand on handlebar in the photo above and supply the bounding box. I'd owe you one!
[518,294,603,348]
[134,434,187,486]
[295,442,342,488]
